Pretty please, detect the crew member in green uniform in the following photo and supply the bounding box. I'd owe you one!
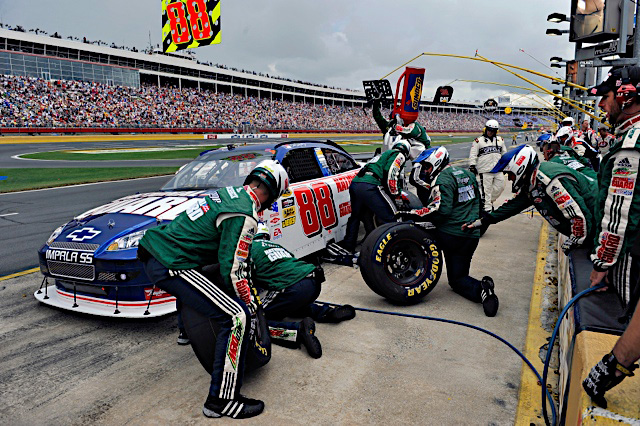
[341,139,411,253]
[138,160,289,419]
[465,145,598,255]
[249,223,356,357]
[399,146,499,317]
[372,96,431,158]
[540,136,598,180]
[582,66,640,407]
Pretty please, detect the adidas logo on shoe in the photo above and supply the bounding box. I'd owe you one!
[203,395,264,419]
[480,276,499,317]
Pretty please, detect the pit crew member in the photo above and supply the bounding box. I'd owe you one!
[138,160,289,419]
[372,95,431,158]
[468,119,507,212]
[579,118,596,147]
[583,68,640,407]
[250,224,355,357]
[464,145,598,255]
[555,125,601,171]
[540,135,598,180]
[341,139,411,253]
[399,146,499,317]
[596,126,615,156]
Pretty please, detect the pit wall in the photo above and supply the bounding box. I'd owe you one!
[556,234,640,425]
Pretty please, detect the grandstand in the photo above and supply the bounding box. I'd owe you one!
[0,27,553,133]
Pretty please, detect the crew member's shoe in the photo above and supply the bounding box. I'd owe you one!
[321,304,356,323]
[480,276,499,317]
[177,330,190,345]
[203,394,264,419]
[297,317,322,358]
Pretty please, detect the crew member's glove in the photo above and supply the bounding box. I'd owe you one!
[469,165,478,175]
[582,351,638,408]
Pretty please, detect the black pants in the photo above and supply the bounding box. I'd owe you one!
[436,230,483,303]
[258,277,332,321]
[343,181,397,252]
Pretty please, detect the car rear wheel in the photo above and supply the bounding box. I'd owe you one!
[359,222,442,304]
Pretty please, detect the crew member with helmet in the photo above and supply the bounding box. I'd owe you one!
[561,116,576,130]
[138,160,289,419]
[539,134,597,180]
[400,146,500,317]
[341,139,411,253]
[372,96,431,159]
[595,126,615,156]
[250,223,356,353]
[464,144,598,255]
[582,65,640,407]
[555,125,601,171]
[469,119,507,212]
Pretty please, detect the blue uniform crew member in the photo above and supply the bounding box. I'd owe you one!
[341,139,411,253]
[138,160,288,419]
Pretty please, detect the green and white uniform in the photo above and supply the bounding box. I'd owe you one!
[591,118,640,307]
[408,166,482,238]
[549,146,598,180]
[488,162,598,251]
[250,240,315,291]
[140,186,258,305]
[352,149,407,196]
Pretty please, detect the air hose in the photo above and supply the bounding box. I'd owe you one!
[541,283,606,426]
[317,301,558,425]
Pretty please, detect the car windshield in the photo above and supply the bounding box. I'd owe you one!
[161,151,273,191]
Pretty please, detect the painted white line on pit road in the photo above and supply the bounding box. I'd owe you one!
[0,175,172,196]
[0,212,18,217]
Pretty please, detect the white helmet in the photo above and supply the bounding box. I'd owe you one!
[244,159,289,208]
[485,119,499,132]
[490,144,539,193]
[561,117,575,127]
[383,130,402,152]
[555,126,574,145]
[391,139,411,157]
[413,146,450,183]
[254,222,270,241]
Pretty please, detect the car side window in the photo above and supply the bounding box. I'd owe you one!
[281,148,324,183]
[321,148,358,175]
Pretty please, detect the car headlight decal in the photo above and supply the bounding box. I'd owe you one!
[46,223,68,245]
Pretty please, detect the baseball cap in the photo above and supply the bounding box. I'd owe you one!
[589,66,640,96]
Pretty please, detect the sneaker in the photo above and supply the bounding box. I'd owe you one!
[320,304,356,323]
[203,394,264,419]
[297,317,322,359]
[480,276,499,317]
[177,331,190,345]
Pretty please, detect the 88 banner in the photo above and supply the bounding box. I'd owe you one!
[162,0,221,53]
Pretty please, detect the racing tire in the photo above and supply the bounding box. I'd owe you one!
[359,222,442,305]
[181,302,271,375]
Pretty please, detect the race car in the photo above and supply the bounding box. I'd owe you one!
[36,141,362,318]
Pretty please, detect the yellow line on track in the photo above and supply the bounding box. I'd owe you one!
[0,267,39,281]
[515,221,550,425]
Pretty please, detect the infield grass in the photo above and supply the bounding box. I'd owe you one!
[0,167,179,193]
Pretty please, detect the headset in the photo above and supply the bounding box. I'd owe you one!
[616,67,640,108]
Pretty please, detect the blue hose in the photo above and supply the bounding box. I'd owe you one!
[541,283,606,426]
[317,301,558,425]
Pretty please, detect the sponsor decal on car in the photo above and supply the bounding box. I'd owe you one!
[333,175,351,192]
[270,217,280,225]
[281,197,295,208]
[66,227,101,242]
[144,287,172,300]
[270,201,279,213]
[281,188,292,197]
[338,201,351,217]
[283,206,296,218]
[282,217,296,228]
[273,228,282,240]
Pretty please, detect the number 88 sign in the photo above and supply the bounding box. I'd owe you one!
[162,0,221,53]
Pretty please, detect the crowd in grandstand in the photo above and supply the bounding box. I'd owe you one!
[0,74,545,131]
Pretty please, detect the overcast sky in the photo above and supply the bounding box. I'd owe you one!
[0,0,577,102]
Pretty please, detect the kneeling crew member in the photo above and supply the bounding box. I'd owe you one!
[541,136,597,180]
[250,224,356,357]
[400,146,499,317]
[469,119,507,212]
[342,139,411,253]
[465,145,598,255]
[138,160,288,419]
